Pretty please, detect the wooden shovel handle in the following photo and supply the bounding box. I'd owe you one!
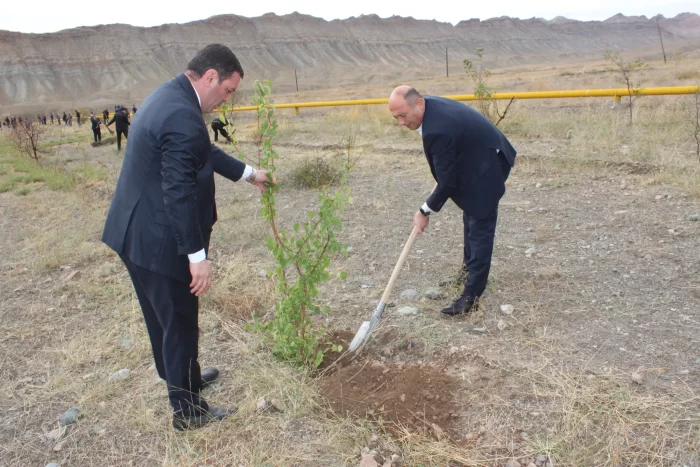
[379,225,420,304]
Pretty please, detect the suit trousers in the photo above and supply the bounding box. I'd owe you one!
[120,255,208,416]
[462,151,512,298]
[117,128,128,150]
[213,127,230,142]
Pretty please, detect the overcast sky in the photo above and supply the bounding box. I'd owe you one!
[1,0,697,34]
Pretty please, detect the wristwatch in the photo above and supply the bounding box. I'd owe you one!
[419,207,430,217]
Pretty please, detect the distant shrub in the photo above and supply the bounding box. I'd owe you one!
[675,70,700,81]
[290,157,343,189]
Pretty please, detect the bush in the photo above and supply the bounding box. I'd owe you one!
[289,157,344,189]
[675,70,700,81]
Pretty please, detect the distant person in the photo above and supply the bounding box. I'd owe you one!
[388,86,516,316]
[76,109,81,126]
[103,109,110,123]
[132,104,137,114]
[102,43,275,432]
[50,112,54,124]
[106,107,130,150]
[210,117,232,143]
[90,112,102,143]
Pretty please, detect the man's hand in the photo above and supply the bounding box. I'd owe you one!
[189,260,213,296]
[414,211,430,233]
[249,169,277,193]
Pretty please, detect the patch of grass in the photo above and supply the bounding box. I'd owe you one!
[14,187,30,196]
[74,164,108,183]
[289,156,344,189]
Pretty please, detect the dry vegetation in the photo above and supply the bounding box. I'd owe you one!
[1,55,700,466]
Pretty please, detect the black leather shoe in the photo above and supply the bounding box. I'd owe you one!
[172,406,236,431]
[201,367,219,388]
[440,294,477,316]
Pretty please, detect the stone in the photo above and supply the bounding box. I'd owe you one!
[45,427,66,441]
[64,270,80,281]
[59,407,80,426]
[505,461,521,467]
[500,304,514,315]
[360,453,380,467]
[688,214,700,222]
[430,423,445,440]
[536,454,547,464]
[438,276,459,287]
[399,289,419,300]
[53,441,66,452]
[535,183,542,188]
[631,372,644,384]
[46,464,60,467]
[497,319,508,331]
[108,368,131,383]
[423,289,443,300]
[256,270,268,278]
[360,281,376,289]
[469,327,487,334]
[525,247,536,257]
[397,306,419,316]
[256,397,282,413]
[527,463,537,467]
[120,334,133,349]
[346,246,354,254]
[89,426,106,436]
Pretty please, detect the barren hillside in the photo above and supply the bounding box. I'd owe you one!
[0,11,698,109]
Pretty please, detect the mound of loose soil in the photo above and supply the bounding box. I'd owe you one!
[320,361,461,435]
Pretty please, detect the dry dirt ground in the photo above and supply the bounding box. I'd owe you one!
[1,72,700,466]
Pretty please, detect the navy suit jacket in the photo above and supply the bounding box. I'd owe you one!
[102,73,246,283]
[422,96,516,219]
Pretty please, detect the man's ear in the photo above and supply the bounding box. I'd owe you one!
[202,69,218,87]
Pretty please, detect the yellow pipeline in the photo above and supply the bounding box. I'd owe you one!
[227,86,700,112]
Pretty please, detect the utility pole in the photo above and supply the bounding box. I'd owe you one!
[445,47,449,77]
[295,69,299,92]
[656,18,667,64]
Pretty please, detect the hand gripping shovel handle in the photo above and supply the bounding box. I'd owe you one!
[349,225,420,352]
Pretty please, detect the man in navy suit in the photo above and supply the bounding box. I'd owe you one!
[388,86,516,316]
[102,44,275,430]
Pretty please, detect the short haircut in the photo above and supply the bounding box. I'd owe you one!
[404,87,423,106]
[186,44,245,82]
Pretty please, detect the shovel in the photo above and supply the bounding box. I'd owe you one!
[349,225,420,352]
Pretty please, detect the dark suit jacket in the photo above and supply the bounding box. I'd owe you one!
[422,96,516,219]
[107,111,130,132]
[102,73,246,283]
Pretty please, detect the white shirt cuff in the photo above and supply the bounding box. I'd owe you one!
[188,249,206,263]
[421,202,434,213]
[240,165,254,182]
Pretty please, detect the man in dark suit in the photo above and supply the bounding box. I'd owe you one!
[388,86,516,316]
[210,116,232,143]
[90,112,101,143]
[102,44,275,430]
[106,107,130,150]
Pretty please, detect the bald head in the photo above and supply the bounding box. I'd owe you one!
[388,86,425,131]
